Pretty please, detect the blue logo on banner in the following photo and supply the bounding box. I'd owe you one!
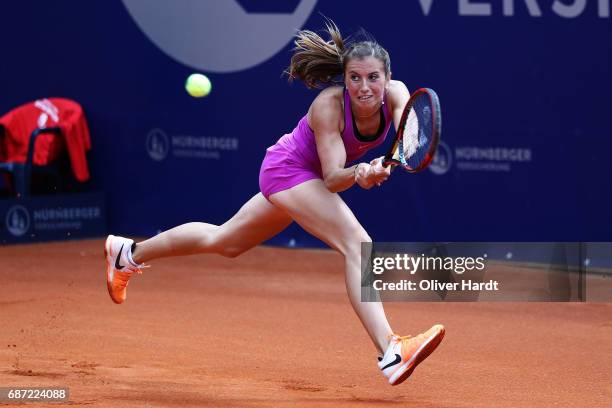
[146,128,170,161]
[429,141,452,175]
[0,193,107,244]
[5,205,30,237]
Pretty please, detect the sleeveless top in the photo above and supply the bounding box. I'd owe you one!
[269,88,392,173]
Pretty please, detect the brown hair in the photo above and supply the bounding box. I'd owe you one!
[286,20,391,89]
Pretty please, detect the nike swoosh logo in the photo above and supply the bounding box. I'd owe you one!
[115,244,126,270]
[381,354,402,370]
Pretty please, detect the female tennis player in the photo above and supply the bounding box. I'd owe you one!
[104,21,444,386]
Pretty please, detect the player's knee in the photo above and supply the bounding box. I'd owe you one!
[340,230,371,257]
[197,225,221,250]
[207,230,241,258]
[357,234,372,248]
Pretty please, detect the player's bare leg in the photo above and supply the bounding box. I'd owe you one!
[132,193,292,262]
[269,179,444,385]
[268,179,393,354]
[105,193,292,303]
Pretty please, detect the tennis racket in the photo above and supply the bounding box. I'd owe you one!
[383,88,441,172]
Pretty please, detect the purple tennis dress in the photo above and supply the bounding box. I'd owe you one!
[259,88,392,199]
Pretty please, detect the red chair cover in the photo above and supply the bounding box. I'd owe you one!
[0,98,91,181]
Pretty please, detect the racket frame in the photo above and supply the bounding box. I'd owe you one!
[383,87,441,173]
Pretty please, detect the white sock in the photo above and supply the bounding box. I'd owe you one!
[126,243,142,267]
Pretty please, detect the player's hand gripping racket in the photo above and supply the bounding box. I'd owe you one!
[383,88,441,172]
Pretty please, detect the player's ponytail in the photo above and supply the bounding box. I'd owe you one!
[286,20,391,89]
[286,20,345,89]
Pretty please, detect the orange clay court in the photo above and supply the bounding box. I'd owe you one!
[1,239,611,407]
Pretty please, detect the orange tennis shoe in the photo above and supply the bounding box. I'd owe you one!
[104,235,145,304]
[378,324,445,386]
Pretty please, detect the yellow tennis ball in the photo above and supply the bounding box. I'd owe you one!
[185,73,212,97]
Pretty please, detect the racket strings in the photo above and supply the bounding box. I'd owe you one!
[399,97,434,169]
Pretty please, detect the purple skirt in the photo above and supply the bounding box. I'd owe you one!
[259,138,323,199]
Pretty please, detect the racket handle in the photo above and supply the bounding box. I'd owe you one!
[382,159,398,169]
[382,151,400,168]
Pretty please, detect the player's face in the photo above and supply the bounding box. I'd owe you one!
[344,56,389,111]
